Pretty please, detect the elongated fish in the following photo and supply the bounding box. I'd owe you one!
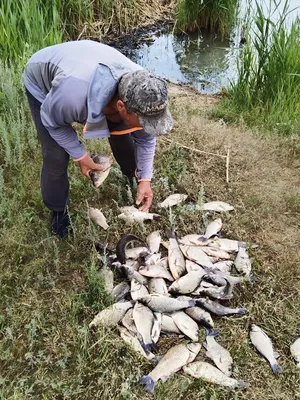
[204,329,233,376]
[130,279,149,301]
[115,264,148,285]
[140,343,201,393]
[171,311,199,341]
[118,208,160,225]
[235,243,251,277]
[201,201,234,212]
[122,308,137,333]
[139,295,195,313]
[179,245,214,269]
[111,282,130,302]
[89,207,109,230]
[158,194,188,208]
[249,324,282,373]
[89,301,133,329]
[89,154,113,187]
[200,218,222,241]
[290,336,300,367]
[183,361,248,388]
[185,260,206,273]
[139,264,174,282]
[118,327,155,361]
[168,270,206,294]
[185,306,214,328]
[161,314,182,334]
[195,298,247,316]
[148,278,169,296]
[133,302,157,355]
[168,236,186,280]
[147,231,162,253]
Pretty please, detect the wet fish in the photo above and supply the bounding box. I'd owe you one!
[171,311,199,341]
[116,234,148,264]
[193,278,233,300]
[122,308,137,333]
[145,253,162,266]
[201,246,231,260]
[126,246,150,259]
[148,278,169,296]
[158,193,188,208]
[133,302,157,355]
[249,324,282,374]
[211,260,234,274]
[89,301,133,329]
[208,238,241,253]
[139,295,195,313]
[130,279,149,301]
[179,245,214,269]
[195,298,247,316]
[290,337,300,367]
[161,314,182,334]
[185,306,214,328]
[183,361,248,388]
[118,327,155,361]
[201,201,234,212]
[179,234,208,246]
[89,207,109,230]
[204,329,233,376]
[168,270,206,294]
[147,231,161,253]
[151,312,162,343]
[235,243,252,277]
[200,218,222,241]
[118,207,160,225]
[115,264,148,285]
[140,343,201,393]
[185,260,206,273]
[139,264,174,281]
[168,236,186,280]
[111,282,130,302]
[89,154,113,188]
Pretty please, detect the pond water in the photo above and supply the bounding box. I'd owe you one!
[125,0,300,94]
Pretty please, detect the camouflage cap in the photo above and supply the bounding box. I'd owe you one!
[118,70,173,136]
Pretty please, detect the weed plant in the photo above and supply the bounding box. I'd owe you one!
[214,0,300,138]
[175,0,239,37]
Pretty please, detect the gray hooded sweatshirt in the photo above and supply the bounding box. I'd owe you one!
[24,40,156,179]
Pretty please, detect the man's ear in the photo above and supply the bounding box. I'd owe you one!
[116,99,126,113]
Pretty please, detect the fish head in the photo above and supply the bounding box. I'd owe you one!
[186,342,202,355]
[250,324,260,332]
[89,154,113,187]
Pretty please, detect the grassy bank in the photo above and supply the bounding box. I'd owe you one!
[175,0,238,36]
[213,1,300,140]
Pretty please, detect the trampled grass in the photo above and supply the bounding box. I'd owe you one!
[0,63,300,399]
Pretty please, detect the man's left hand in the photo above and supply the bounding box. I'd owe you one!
[136,181,153,212]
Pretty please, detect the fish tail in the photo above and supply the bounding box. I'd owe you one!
[167,231,177,239]
[237,381,249,388]
[206,328,219,337]
[271,363,282,374]
[152,214,161,221]
[237,308,247,315]
[188,300,196,307]
[197,235,207,243]
[249,275,258,282]
[139,375,156,393]
[140,341,158,355]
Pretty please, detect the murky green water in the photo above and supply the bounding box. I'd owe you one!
[127,0,299,94]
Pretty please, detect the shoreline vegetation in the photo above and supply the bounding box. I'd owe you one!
[0,1,300,399]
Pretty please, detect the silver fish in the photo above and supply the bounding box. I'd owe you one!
[89,154,113,188]
[208,238,240,253]
[193,281,233,300]
[179,234,210,246]
[168,270,206,294]
[200,218,222,241]
[185,307,214,328]
[145,253,162,266]
[210,260,234,274]
[130,279,149,301]
[183,361,248,388]
[139,295,195,313]
[118,208,160,225]
[122,308,137,333]
[249,324,282,373]
[290,337,300,368]
[171,311,199,342]
[148,278,169,296]
[89,301,133,329]
[139,264,174,281]
[140,343,201,393]
[88,207,109,230]
[161,314,182,334]
[125,246,150,259]
[147,231,161,253]
[204,329,233,376]
[201,246,231,260]
[118,326,155,360]
[235,243,251,277]
[201,201,234,212]
[179,245,214,269]
[111,282,130,302]
[151,312,162,343]
[158,193,188,208]
[185,260,206,273]
[133,302,157,355]
[115,264,148,285]
[195,298,247,316]
[168,237,186,280]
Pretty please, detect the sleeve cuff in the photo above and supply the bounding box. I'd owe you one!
[83,129,110,139]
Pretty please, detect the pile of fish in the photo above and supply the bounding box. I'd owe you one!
[88,194,300,393]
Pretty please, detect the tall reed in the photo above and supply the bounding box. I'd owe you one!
[175,0,239,37]
[217,0,300,137]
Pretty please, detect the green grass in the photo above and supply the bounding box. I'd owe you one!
[212,0,300,139]
[175,0,239,37]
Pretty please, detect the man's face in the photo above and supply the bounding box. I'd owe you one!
[116,99,142,128]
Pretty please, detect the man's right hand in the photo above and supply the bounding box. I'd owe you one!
[76,153,103,179]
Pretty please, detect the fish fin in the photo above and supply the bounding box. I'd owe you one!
[237,308,247,315]
[273,352,280,359]
[160,375,169,383]
[152,214,161,221]
[139,375,156,393]
[206,328,219,337]
[141,342,158,355]
[271,363,282,374]
[151,354,164,363]
[251,242,259,249]
[197,235,207,243]
[202,341,207,350]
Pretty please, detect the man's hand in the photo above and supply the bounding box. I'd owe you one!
[77,153,104,179]
[136,181,153,212]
